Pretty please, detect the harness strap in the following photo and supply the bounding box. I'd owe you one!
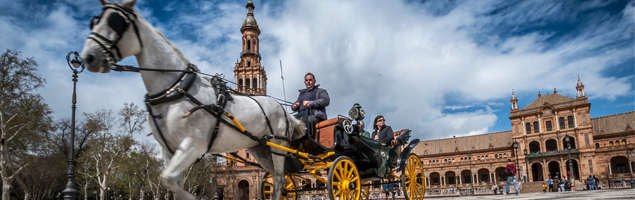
[246,96,276,138]
[146,102,174,155]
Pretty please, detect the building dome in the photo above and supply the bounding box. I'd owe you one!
[242,0,258,28]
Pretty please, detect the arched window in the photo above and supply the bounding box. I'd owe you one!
[477,156,480,160]
[533,122,539,133]
[245,78,251,89]
[559,117,565,129]
[609,141,614,146]
[616,140,621,145]
[253,78,258,89]
[495,154,498,159]
[504,153,507,157]
[460,158,463,162]
[247,61,251,66]
[485,155,489,159]
[247,40,251,50]
[238,79,243,89]
[595,143,600,148]
[567,116,574,128]
[526,123,531,133]
[546,121,552,131]
[622,140,626,145]
[444,159,447,163]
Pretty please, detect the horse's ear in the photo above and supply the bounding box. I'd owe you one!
[99,0,109,6]
[121,0,136,9]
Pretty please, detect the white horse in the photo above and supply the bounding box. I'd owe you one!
[79,0,305,199]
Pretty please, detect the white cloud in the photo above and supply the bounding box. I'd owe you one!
[0,0,632,146]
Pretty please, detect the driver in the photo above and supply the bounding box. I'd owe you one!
[292,73,330,135]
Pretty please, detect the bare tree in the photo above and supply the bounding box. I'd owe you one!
[0,49,51,200]
[79,109,132,200]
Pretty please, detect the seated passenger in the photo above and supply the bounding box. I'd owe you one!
[292,73,330,135]
[356,120,372,138]
[371,115,394,145]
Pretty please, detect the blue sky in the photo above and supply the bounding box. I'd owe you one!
[1,0,633,145]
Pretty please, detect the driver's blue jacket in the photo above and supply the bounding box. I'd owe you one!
[292,85,330,120]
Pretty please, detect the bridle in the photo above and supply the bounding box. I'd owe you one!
[88,3,143,67]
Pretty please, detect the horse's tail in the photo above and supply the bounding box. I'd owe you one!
[289,114,306,140]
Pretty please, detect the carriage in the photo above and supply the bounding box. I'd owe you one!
[80,1,424,199]
[219,104,425,200]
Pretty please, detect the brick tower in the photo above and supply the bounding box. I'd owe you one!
[234,0,267,95]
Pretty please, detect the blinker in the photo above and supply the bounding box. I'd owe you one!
[107,12,129,36]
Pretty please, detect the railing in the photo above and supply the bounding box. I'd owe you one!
[240,50,261,57]
[526,149,580,158]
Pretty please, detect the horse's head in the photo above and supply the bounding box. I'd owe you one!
[80,0,143,73]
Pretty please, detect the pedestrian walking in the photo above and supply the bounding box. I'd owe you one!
[559,179,565,192]
[548,177,553,192]
[586,175,595,190]
[505,159,519,195]
[542,183,547,193]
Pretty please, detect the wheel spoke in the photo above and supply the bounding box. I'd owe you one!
[333,188,342,197]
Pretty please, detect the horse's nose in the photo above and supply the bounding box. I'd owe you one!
[85,54,95,64]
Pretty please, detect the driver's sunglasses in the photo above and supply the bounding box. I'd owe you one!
[305,79,314,82]
[378,119,385,122]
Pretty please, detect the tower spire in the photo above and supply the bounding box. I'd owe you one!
[234,0,267,95]
[576,74,585,98]
[510,89,519,110]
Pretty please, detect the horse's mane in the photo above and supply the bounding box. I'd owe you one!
[137,16,190,64]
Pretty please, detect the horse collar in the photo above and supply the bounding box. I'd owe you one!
[145,64,199,107]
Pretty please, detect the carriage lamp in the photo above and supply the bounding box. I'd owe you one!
[62,51,84,200]
[348,103,365,121]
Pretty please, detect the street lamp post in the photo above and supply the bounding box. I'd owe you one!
[524,149,529,182]
[468,153,474,195]
[624,133,634,188]
[62,51,84,200]
[564,135,574,183]
[513,142,520,180]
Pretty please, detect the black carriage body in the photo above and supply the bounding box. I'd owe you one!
[288,116,415,180]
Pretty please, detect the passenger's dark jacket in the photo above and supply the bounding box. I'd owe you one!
[292,85,330,120]
[372,125,394,145]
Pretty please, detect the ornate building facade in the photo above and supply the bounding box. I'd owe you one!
[411,77,634,195]
[214,2,634,199]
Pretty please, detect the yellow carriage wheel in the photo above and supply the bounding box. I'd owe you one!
[260,172,297,200]
[401,153,425,200]
[327,156,361,200]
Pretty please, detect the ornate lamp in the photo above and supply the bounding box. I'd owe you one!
[62,51,84,200]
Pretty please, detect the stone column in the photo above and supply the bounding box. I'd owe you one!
[459,175,462,185]
[556,114,560,130]
[573,112,578,128]
[493,172,497,184]
[249,74,253,89]
[608,163,612,174]
[539,118,542,133]
[523,121,526,135]
[442,176,445,186]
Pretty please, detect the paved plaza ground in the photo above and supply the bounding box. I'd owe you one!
[451,189,635,199]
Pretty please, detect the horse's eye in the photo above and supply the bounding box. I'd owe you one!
[89,16,100,29]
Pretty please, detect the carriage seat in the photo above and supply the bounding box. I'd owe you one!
[312,117,345,149]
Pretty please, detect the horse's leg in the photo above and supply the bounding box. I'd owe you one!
[247,144,274,172]
[160,137,204,200]
[270,138,289,200]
